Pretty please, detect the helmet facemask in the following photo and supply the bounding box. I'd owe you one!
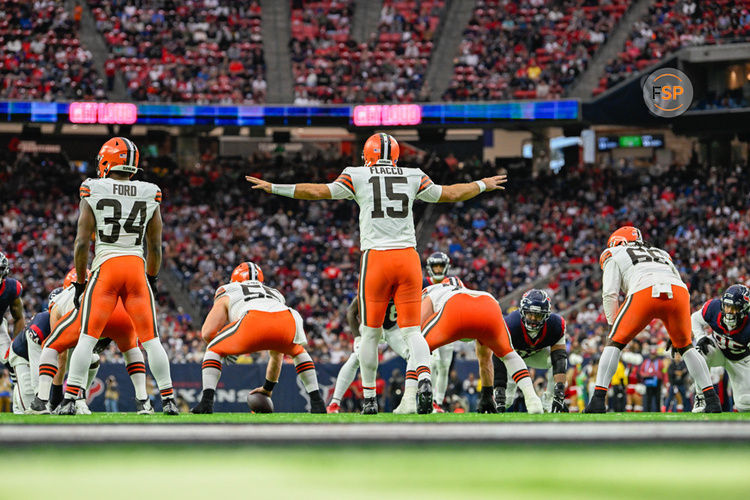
[521,308,549,337]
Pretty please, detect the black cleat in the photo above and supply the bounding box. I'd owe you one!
[417,378,433,415]
[584,393,607,414]
[135,399,154,415]
[190,399,213,414]
[54,398,77,416]
[361,397,378,415]
[162,398,180,415]
[27,396,50,415]
[494,387,506,413]
[310,399,327,414]
[703,389,722,413]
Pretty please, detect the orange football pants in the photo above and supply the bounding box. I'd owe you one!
[79,255,158,342]
[609,285,692,348]
[422,294,514,357]
[44,299,138,353]
[207,309,305,357]
[358,247,422,328]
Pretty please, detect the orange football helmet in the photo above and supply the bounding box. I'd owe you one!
[362,133,399,167]
[63,268,91,288]
[607,226,643,248]
[230,262,264,283]
[96,137,139,178]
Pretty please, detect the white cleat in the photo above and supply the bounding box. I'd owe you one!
[525,395,544,414]
[75,399,92,415]
[393,388,417,414]
[692,394,706,413]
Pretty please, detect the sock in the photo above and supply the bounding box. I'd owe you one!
[402,326,431,381]
[594,346,622,393]
[405,368,418,390]
[331,350,360,404]
[64,334,98,400]
[36,347,60,401]
[201,350,223,392]
[124,347,147,400]
[384,328,410,360]
[142,338,174,399]
[502,351,535,400]
[682,348,714,391]
[432,348,452,404]
[359,325,381,399]
[50,384,63,409]
[293,352,320,393]
[308,389,323,403]
[200,388,215,404]
[87,354,99,391]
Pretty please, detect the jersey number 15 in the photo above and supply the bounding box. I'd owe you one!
[368,176,408,219]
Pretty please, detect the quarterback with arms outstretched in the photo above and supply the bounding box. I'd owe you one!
[585,226,721,413]
[248,132,506,414]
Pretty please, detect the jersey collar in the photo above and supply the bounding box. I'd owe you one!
[0,279,5,296]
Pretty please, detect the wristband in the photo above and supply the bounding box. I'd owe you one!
[475,180,487,193]
[271,184,296,198]
[262,379,277,392]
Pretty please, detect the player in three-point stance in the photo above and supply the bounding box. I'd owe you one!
[248,132,507,414]
[585,226,721,413]
[493,289,568,413]
[690,284,750,412]
[55,137,178,415]
[191,262,326,414]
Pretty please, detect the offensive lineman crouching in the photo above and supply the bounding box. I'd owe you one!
[192,262,326,414]
[493,289,568,413]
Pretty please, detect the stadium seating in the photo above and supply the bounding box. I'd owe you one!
[593,0,750,95]
[443,0,630,101]
[87,0,266,103]
[0,0,103,100]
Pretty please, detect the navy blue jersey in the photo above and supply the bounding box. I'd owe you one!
[382,300,397,331]
[700,299,750,361]
[11,312,50,361]
[0,277,23,318]
[504,310,566,359]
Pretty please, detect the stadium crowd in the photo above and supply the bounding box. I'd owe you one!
[1,147,747,411]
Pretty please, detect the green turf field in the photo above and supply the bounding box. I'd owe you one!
[6,443,750,500]
[1,411,749,424]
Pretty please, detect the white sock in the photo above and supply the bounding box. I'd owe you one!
[432,348,452,404]
[359,326,381,399]
[36,347,60,401]
[86,353,99,393]
[403,326,431,381]
[201,350,223,391]
[332,350,360,404]
[293,352,319,393]
[594,346,622,392]
[124,347,147,400]
[142,338,174,400]
[502,352,535,399]
[64,334,97,399]
[682,347,714,391]
[384,328,410,360]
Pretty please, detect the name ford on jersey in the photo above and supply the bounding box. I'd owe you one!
[369,166,403,175]
[112,184,137,196]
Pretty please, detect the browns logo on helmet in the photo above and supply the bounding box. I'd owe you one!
[96,137,139,178]
[362,133,399,167]
[231,262,264,283]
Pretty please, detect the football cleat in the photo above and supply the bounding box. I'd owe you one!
[136,399,154,415]
[75,398,92,415]
[416,379,433,415]
[493,387,506,413]
[361,397,378,415]
[54,398,77,416]
[310,399,327,414]
[692,393,706,413]
[190,399,213,414]
[26,396,50,415]
[162,398,180,415]
[525,394,544,415]
[584,393,607,414]
[432,401,445,413]
[393,390,417,414]
[703,390,722,413]
[326,402,340,414]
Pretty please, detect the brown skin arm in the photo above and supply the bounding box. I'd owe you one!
[246,176,332,200]
[73,200,96,283]
[476,342,494,389]
[438,175,507,203]
[420,296,435,328]
[200,297,229,343]
[249,350,284,396]
[145,207,163,277]
[551,344,567,385]
[346,297,360,337]
[9,296,25,337]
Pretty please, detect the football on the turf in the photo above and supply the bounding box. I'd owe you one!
[247,392,274,413]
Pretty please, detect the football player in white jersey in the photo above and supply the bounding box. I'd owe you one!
[247,132,506,414]
[585,226,721,413]
[56,137,178,415]
[327,297,409,413]
[191,262,326,414]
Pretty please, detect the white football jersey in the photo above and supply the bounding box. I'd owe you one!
[328,166,442,250]
[50,286,76,319]
[213,280,288,322]
[600,244,686,297]
[80,177,161,269]
[423,281,495,313]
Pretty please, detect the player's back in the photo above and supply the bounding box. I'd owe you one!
[214,280,288,322]
[423,280,494,313]
[337,165,440,250]
[80,177,162,269]
[602,244,685,296]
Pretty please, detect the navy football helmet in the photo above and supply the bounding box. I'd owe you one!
[426,252,450,282]
[519,289,551,334]
[721,284,750,330]
[45,287,64,311]
[0,252,8,281]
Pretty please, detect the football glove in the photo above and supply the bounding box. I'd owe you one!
[696,336,715,356]
[224,354,239,365]
[73,281,87,309]
[93,337,113,354]
[478,387,497,413]
[551,382,568,413]
[147,274,158,294]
